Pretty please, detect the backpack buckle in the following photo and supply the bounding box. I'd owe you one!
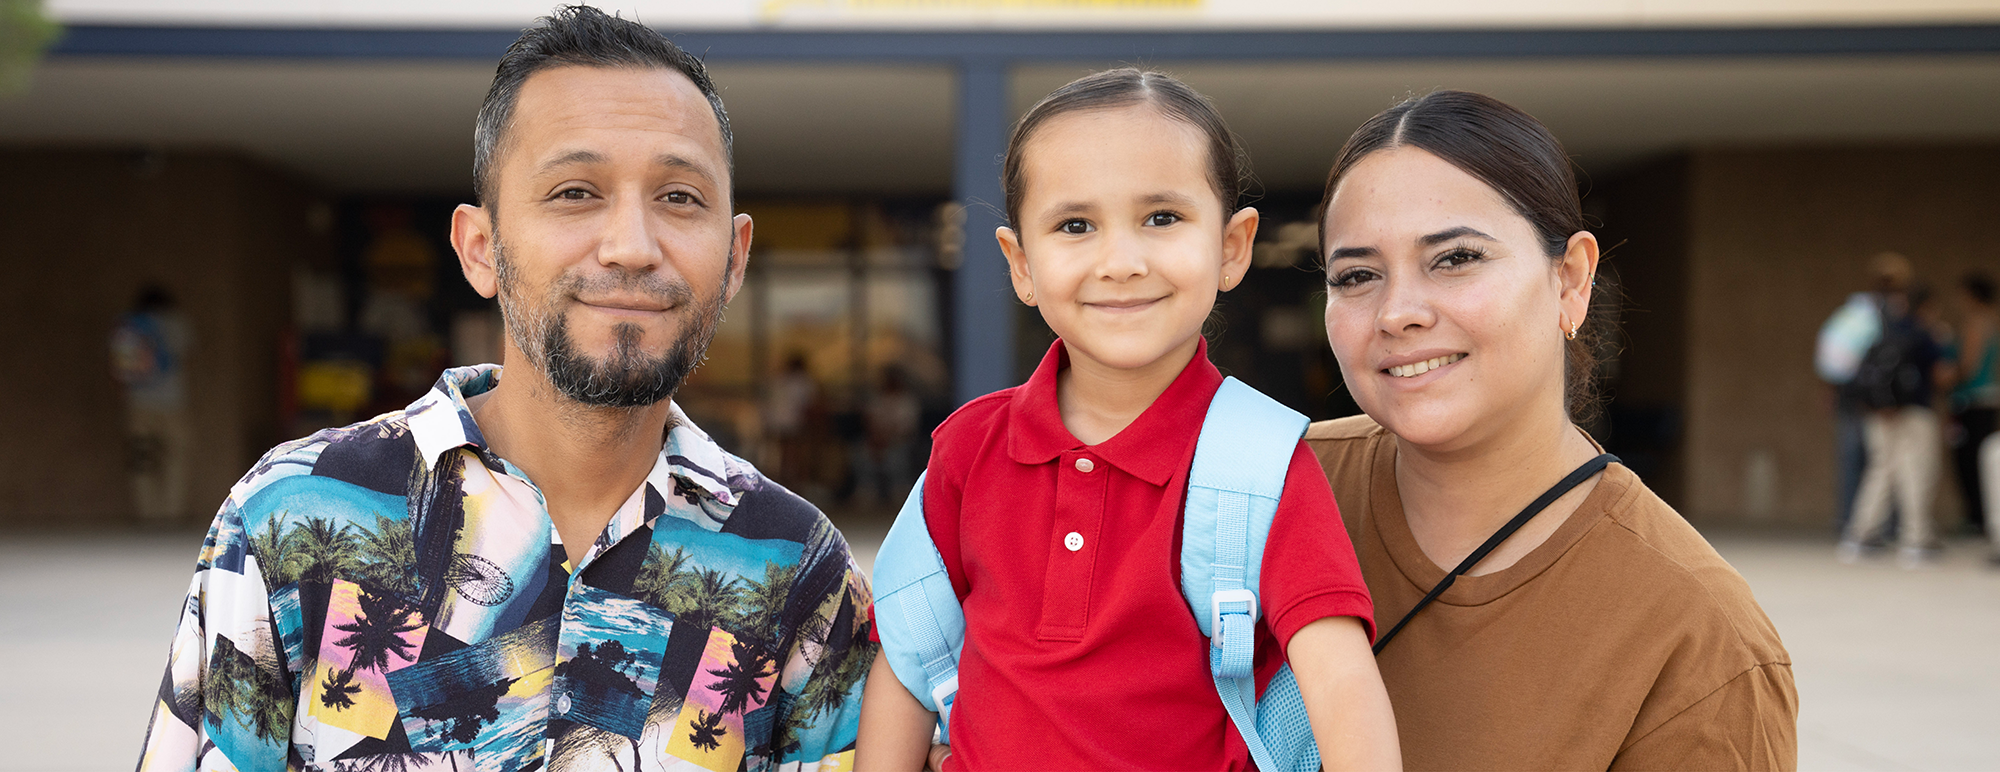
[1210,588,1260,646]
[930,673,959,715]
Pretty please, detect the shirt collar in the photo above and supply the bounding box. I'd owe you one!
[408,364,755,533]
[407,364,500,469]
[1007,338,1224,487]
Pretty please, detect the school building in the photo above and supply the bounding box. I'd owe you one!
[3,0,1998,528]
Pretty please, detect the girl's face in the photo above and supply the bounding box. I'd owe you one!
[998,105,1257,375]
[1321,146,1595,452]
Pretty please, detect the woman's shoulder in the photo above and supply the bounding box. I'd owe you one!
[1305,413,1385,443]
[1304,414,1387,490]
[1580,468,1791,666]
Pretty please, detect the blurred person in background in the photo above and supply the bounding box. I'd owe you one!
[766,352,823,488]
[1839,254,1947,569]
[857,364,921,504]
[110,282,193,524]
[1948,271,1998,537]
[1816,257,1908,534]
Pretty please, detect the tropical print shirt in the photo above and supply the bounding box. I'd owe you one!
[138,365,875,772]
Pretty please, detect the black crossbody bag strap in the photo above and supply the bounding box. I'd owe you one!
[1372,453,1619,655]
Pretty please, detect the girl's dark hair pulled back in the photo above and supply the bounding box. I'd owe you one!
[1002,68,1249,229]
[1315,90,1606,423]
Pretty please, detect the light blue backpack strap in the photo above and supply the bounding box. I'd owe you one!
[871,472,965,732]
[1180,377,1318,772]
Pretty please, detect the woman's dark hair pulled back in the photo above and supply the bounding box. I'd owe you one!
[1002,68,1249,229]
[1315,90,1604,422]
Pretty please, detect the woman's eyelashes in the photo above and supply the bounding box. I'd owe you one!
[1327,266,1380,289]
[1433,245,1487,269]
[1327,246,1488,288]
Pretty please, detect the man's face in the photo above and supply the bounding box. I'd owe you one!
[463,65,749,408]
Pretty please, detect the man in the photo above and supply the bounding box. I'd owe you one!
[138,7,874,769]
[111,282,193,524]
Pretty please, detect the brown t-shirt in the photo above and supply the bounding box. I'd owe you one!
[1307,415,1798,771]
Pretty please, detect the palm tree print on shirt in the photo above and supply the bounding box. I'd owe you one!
[687,709,728,753]
[707,640,776,715]
[333,589,422,671]
[320,667,363,711]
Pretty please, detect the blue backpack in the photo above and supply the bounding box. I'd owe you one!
[872,377,1320,772]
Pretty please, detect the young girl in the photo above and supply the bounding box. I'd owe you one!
[856,69,1399,771]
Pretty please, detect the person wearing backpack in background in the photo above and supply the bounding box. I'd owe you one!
[1839,253,1949,569]
[854,69,1399,772]
[1815,255,1906,536]
[110,282,194,525]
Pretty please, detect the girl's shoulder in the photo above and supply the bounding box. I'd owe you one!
[924,385,1028,479]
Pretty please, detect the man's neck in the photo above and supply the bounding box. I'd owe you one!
[469,366,674,568]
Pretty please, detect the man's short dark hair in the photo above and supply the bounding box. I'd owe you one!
[473,4,732,208]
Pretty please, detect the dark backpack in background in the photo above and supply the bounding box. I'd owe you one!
[1848,316,1931,409]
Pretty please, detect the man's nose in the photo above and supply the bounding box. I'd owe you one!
[596,194,667,272]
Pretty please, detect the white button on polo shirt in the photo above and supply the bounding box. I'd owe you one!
[1075,458,1094,473]
[1064,531,1084,551]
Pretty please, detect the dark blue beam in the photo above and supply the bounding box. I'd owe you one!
[52,24,2000,62]
[951,57,1014,406]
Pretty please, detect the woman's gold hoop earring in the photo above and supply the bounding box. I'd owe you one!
[1566,323,1580,341]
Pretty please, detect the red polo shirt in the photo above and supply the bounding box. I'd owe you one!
[921,339,1374,771]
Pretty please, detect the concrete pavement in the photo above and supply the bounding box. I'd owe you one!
[2,524,1991,770]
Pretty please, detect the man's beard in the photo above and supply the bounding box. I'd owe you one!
[493,239,729,409]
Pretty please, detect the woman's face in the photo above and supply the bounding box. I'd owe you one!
[1321,146,1594,452]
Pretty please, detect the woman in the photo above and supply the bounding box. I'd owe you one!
[1950,272,1998,540]
[1306,90,1798,770]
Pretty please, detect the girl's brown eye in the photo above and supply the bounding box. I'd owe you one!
[1059,220,1092,235]
[1145,212,1180,227]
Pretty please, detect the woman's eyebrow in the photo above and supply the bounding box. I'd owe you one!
[1328,246,1377,260]
[1419,226,1495,246]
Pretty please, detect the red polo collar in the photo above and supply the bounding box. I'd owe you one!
[1005,337,1224,487]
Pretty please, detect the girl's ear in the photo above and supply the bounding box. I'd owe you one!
[1219,206,1260,292]
[1557,230,1601,331]
[996,226,1036,306]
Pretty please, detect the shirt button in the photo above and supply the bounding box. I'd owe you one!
[1075,458,1095,473]
[1064,531,1084,551]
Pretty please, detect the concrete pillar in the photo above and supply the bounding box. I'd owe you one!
[951,56,1014,406]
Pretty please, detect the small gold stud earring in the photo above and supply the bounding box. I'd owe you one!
[1024,289,1034,304]
[1566,323,1580,341]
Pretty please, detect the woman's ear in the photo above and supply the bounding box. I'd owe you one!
[1558,230,1601,331]
[1220,207,1260,291]
[996,226,1036,306]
